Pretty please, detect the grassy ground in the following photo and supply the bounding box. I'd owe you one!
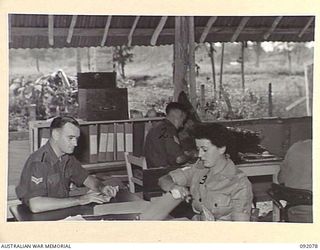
[9,44,312,120]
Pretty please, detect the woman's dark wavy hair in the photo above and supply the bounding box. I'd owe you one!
[192,123,239,163]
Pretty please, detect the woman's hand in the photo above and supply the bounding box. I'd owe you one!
[170,185,191,202]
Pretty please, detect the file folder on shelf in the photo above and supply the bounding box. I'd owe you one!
[125,122,133,155]
[133,122,145,157]
[98,124,108,162]
[106,124,115,161]
[116,123,125,161]
[74,125,98,163]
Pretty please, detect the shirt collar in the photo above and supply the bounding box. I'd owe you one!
[164,118,177,130]
[208,157,234,176]
[43,141,61,165]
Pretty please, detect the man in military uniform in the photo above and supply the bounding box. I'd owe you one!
[278,139,312,223]
[16,116,118,213]
[144,102,195,168]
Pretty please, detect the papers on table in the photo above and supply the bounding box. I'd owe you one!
[59,215,86,221]
[93,200,150,216]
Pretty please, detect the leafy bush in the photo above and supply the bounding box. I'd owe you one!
[9,70,78,131]
[198,88,268,120]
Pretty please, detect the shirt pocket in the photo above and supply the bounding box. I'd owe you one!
[205,192,232,218]
[47,173,66,198]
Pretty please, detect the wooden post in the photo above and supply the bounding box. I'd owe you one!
[219,43,225,99]
[173,16,196,107]
[29,104,37,121]
[255,41,261,68]
[304,63,313,116]
[87,47,91,71]
[188,16,196,108]
[268,83,273,117]
[76,48,82,73]
[200,84,205,119]
[92,47,97,71]
[209,43,216,99]
[241,42,245,93]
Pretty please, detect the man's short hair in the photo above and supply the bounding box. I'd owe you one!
[50,116,80,135]
[165,102,187,115]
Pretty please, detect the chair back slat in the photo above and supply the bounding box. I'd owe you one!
[127,154,147,169]
[271,183,312,206]
[124,152,147,193]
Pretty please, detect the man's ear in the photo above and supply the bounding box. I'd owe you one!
[218,146,226,155]
[51,129,60,141]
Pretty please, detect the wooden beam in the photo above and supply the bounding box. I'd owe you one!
[264,16,283,40]
[231,17,250,42]
[241,42,245,92]
[298,16,315,38]
[150,16,168,46]
[128,16,140,47]
[66,15,77,44]
[48,15,54,46]
[101,15,112,46]
[199,16,217,43]
[188,16,196,108]
[11,26,311,38]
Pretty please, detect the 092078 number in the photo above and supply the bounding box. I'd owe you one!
[300,244,318,248]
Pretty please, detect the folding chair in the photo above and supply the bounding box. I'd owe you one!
[124,152,147,193]
[267,183,312,222]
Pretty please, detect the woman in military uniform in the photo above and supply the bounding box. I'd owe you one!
[158,123,253,221]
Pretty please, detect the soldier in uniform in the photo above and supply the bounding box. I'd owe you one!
[144,102,196,168]
[158,123,253,221]
[16,116,118,213]
[278,139,312,223]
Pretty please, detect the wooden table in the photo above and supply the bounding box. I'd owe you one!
[9,190,141,221]
[9,161,282,222]
[238,161,281,183]
[238,160,281,221]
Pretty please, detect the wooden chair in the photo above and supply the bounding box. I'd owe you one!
[124,152,147,193]
[267,183,312,222]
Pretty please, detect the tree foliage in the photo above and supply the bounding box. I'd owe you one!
[112,45,134,79]
[9,71,78,131]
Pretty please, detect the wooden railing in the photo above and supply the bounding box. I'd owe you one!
[29,116,312,170]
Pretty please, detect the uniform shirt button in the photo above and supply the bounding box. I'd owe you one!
[199,198,202,202]
[214,203,218,207]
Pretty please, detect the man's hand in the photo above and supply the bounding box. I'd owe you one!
[101,185,119,198]
[79,190,111,205]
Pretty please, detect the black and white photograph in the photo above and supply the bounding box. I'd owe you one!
[2,0,319,244]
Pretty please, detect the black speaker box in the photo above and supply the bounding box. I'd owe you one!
[77,72,116,89]
[78,88,129,121]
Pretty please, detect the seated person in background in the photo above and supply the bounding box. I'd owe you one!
[16,116,118,213]
[130,109,144,119]
[278,139,312,223]
[145,107,157,118]
[158,123,253,221]
[144,102,196,168]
